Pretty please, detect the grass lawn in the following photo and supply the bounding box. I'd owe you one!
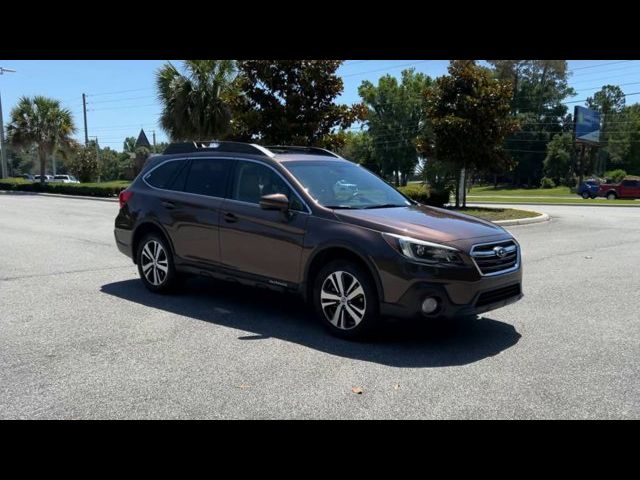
[468,197,639,205]
[469,185,573,196]
[449,207,542,221]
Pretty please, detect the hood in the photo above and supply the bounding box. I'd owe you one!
[334,204,508,244]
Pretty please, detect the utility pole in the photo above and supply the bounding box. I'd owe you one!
[89,136,100,183]
[152,130,156,153]
[0,67,17,179]
[82,93,89,145]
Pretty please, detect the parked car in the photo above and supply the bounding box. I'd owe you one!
[577,179,600,199]
[50,175,80,184]
[597,178,640,200]
[18,174,35,181]
[33,175,54,182]
[114,141,523,339]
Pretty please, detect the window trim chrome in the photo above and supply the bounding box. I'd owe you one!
[142,156,312,214]
[470,239,520,277]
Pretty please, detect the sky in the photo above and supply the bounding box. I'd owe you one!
[1,59,639,151]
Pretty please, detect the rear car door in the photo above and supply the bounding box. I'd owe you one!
[218,160,309,287]
[168,157,233,266]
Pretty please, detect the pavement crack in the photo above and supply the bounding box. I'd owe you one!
[1,265,133,282]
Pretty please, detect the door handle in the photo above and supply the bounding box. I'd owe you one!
[161,201,177,210]
[223,212,238,223]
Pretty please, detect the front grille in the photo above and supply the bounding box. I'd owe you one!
[476,283,521,307]
[470,240,519,275]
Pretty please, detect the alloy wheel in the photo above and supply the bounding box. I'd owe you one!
[320,270,367,330]
[141,240,169,286]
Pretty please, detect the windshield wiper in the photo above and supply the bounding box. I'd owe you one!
[361,204,406,209]
[324,205,359,209]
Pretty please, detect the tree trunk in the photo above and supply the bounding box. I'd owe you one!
[461,167,467,208]
[39,148,46,185]
[494,173,498,189]
[454,169,460,208]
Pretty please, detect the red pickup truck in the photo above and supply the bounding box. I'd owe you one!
[598,178,640,200]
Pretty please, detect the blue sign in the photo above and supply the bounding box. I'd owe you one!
[574,106,601,144]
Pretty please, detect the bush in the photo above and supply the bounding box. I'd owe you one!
[398,184,451,207]
[540,177,556,189]
[604,169,627,183]
[0,179,128,197]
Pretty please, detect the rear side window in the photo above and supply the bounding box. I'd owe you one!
[183,159,230,197]
[145,160,188,190]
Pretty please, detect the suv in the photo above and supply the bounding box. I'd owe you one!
[114,141,523,338]
[598,178,640,200]
[577,179,600,199]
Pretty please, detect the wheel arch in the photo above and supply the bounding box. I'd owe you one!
[131,220,175,264]
[303,243,384,304]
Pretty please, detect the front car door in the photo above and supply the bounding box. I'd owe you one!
[218,160,309,287]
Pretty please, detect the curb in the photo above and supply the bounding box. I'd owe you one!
[467,200,640,208]
[493,213,550,226]
[0,190,119,203]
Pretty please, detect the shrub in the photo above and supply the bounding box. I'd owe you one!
[604,169,627,183]
[0,180,128,197]
[398,184,451,207]
[540,177,556,189]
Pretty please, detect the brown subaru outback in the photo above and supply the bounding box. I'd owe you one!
[114,141,522,338]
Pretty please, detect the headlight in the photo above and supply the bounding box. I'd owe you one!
[383,233,465,266]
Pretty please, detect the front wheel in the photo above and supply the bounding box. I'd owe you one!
[581,191,590,199]
[313,260,379,339]
[607,192,617,200]
[136,233,177,293]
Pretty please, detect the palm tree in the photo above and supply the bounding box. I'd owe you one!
[7,96,76,184]
[156,60,237,141]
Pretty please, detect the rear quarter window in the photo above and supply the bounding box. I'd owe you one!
[145,160,187,190]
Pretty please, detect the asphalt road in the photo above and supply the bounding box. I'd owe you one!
[1,193,638,419]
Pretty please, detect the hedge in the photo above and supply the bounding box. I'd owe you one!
[398,184,451,207]
[0,180,129,197]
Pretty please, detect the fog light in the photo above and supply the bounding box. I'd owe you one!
[421,297,439,314]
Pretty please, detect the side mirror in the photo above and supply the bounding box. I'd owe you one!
[260,193,289,211]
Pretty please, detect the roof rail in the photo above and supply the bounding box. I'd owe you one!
[163,141,275,157]
[264,145,342,158]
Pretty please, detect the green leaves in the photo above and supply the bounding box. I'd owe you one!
[358,69,432,185]
[7,96,77,182]
[156,60,237,141]
[231,60,360,147]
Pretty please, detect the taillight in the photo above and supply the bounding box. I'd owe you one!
[119,190,133,209]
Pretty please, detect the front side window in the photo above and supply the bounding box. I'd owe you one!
[284,160,411,209]
[231,161,305,211]
[183,159,230,197]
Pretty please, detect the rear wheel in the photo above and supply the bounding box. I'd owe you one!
[313,260,379,339]
[581,191,590,199]
[136,233,177,293]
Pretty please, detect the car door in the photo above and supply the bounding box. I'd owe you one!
[168,157,233,266]
[218,160,309,287]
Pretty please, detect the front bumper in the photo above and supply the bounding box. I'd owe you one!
[380,279,523,319]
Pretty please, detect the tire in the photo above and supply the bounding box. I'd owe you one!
[136,232,177,293]
[607,192,617,200]
[581,191,590,199]
[312,260,379,339]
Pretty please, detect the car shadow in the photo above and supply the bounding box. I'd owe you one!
[100,276,521,368]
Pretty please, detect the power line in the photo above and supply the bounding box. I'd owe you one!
[569,60,632,71]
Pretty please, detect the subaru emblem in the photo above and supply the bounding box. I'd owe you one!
[494,246,507,258]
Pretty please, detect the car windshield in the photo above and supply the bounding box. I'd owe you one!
[284,160,411,209]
